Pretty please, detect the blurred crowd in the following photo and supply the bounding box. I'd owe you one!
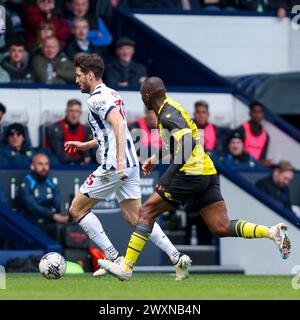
[0,97,297,216]
[0,0,148,86]
[0,0,297,86]
[0,99,275,167]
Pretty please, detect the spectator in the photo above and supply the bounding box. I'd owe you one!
[213,131,264,169]
[235,101,270,165]
[130,109,162,161]
[193,100,219,153]
[1,41,34,83]
[256,161,295,209]
[31,36,75,84]
[0,103,6,142]
[47,99,91,164]
[24,0,71,49]
[67,0,112,48]
[65,17,104,61]
[104,37,147,87]
[0,123,34,167]
[19,153,69,231]
[30,21,57,54]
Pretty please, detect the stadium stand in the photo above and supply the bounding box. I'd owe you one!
[0,3,300,275]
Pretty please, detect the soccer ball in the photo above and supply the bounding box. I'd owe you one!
[39,252,67,279]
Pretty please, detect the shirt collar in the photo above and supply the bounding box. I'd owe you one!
[95,83,104,90]
[158,96,169,116]
[90,83,105,96]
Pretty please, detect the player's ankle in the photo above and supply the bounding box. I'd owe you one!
[266,227,274,239]
[121,261,133,272]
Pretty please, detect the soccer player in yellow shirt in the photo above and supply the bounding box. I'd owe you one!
[99,77,291,281]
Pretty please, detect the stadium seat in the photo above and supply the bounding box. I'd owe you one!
[210,110,232,129]
[2,109,29,125]
[210,110,232,152]
[39,110,65,148]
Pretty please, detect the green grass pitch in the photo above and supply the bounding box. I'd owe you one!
[0,274,298,300]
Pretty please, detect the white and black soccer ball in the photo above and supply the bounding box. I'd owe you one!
[39,252,67,279]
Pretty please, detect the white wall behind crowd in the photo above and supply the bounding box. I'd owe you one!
[1,88,300,168]
[135,14,300,76]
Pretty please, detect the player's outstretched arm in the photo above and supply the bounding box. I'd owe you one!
[64,139,97,153]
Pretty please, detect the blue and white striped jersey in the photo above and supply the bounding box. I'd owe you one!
[87,83,138,174]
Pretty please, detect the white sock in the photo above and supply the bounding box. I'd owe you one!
[78,211,119,261]
[150,222,180,265]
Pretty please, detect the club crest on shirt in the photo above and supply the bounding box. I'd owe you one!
[93,100,106,111]
[100,176,110,184]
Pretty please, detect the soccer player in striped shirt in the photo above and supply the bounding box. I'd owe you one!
[65,54,191,280]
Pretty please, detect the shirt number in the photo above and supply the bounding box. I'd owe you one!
[85,174,95,186]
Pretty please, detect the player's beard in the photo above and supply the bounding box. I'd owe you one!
[80,78,90,93]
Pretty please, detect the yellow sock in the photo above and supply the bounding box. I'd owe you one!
[122,231,149,271]
[232,219,272,239]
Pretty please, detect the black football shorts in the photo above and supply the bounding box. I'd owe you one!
[158,173,224,210]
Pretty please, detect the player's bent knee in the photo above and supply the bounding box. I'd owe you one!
[69,201,85,219]
[69,204,79,219]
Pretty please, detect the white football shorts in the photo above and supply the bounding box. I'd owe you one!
[79,166,141,203]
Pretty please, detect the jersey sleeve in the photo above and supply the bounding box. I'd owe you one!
[88,92,118,121]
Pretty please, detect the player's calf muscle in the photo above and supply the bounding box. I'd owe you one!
[69,203,86,220]
[138,193,172,225]
[119,199,140,227]
[69,193,98,220]
[208,220,232,237]
[200,201,232,237]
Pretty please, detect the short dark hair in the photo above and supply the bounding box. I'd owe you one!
[6,123,25,138]
[194,100,209,111]
[8,40,25,48]
[67,99,82,109]
[75,54,105,79]
[276,161,295,173]
[228,130,243,144]
[0,103,6,114]
[249,101,264,111]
